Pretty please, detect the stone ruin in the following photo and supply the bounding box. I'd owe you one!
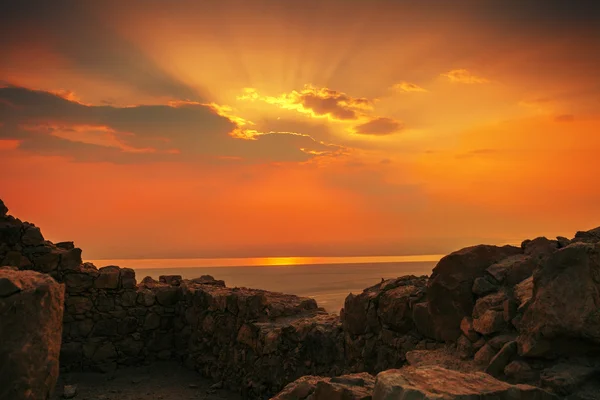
[1,197,600,399]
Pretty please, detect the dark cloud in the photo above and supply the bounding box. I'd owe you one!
[354,117,403,135]
[0,1,202,101]
[0,86,344,163]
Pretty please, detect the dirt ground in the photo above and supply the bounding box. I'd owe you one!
[52,362,242,400]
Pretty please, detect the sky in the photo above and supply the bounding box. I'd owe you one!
[1,0,600,259]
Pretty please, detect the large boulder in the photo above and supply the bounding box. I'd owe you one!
[372,366,558,400]
[0,199,7,217]
[272,373,375,400]
[426,245,522,341]
[517,242,600,357]
[0,268,65,400]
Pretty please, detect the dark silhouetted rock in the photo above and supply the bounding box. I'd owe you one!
[426,245,522,341]
[0,269,65,400]
[0,199,7,216]
[94,266,121,289]
[472,276,498,296]
[486,255,538,286]
[485,341,517,378]
[504,361,536,383]
[159,275,182,286]
[540,364,599,396]
[517,243,600,357]
[460,317,480,342]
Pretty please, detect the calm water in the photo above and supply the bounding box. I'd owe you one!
[87,257,441,313]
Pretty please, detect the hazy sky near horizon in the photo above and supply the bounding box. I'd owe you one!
[1,0,600,259]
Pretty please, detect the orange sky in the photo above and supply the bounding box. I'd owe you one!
[1,0,600,259]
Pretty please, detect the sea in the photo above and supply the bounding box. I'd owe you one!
[86,255,442,314]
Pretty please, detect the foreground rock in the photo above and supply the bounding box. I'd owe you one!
[517,242,600,358]
[0,268,65,400]
[372,366,558,400]
[426,245,522,341]
[272,373,375,400]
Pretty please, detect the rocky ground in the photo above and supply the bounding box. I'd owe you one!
[52,362,241,400]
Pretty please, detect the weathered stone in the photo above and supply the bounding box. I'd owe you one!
[514,276,533,312]
[0,199,7,216]
[487,333,518,350]
[504,360,536,383]
[426,245,521,341]
[94,265,121,289]
[0,275,22,296]
[63,268,97,293]
[59,248,83,270]
[523,237,559,258]
[456,335,474,359]
[21,225,44,246]
[540,364,599,396]
[191,275,226,286]
[472,276,498,296]
[412,302,436,339]
[55,241,75,250]
[137,288,155,306]
[0,269,64,400]
[144,313,161,330]
[474,344,497,365]
[91,342,117,362]
[473,291,507,319]
[155,285,181,306]
[473,310,506,335]
[91,319,119,337]
[459,317,479,342]
[96,293,115,312]
[517,243,600,357]
[486,254,538,286]
[272,373,375,400]
[485,341,517,378]
[556,236,571,248]
[372,366,557,400]
[159,274,182,286]
[121,267,136,289]
[65,296,93,314]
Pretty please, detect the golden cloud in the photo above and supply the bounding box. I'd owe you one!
[441,69,489,84]
[392,82,428,93]
[237,85,373,121]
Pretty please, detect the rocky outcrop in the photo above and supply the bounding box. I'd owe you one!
[372,366,558,400]
[517,242,600,358]
[0,268,65,400]
[425,245,522,341]
[177,282,344,397]
[272,373,375,400]
[341,276,433,373]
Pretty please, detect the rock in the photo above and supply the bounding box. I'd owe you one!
[0,275,22,296]
[472,291,507,319]
[21,225,44,246]
[55,241,75,250]
[0,199,7,216]
[159,275,182,286]
[459,317,480,342]
[474,344,497,365]
[63,384,77,399]
[121,268,136,289]
[94,266,121,289]
[486,255,538,286]
[372,366,558,400]
[412,302,436,339]
[504,360,536,383]
[487,333,518,350]
[485,341,517,378]
[540,364,599,396]
[473,310,506,335]
[523,237,559,258]
[190,275,226,286]
[155,285,181,306]
[556,236,571,248]
[572,227,600,243]
[272,373,375,400]
[0,269,65,400]
[517,243,600,357]
[514,276,533,312]
[472,276,498,296]
[456,335,474,359]
[426,245,521,341]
